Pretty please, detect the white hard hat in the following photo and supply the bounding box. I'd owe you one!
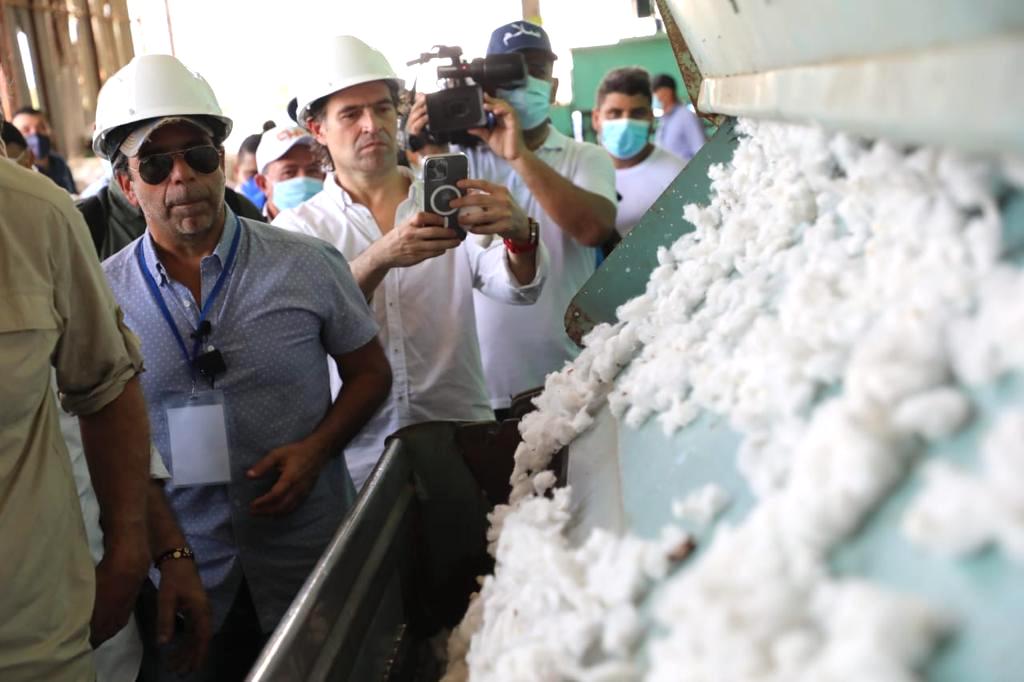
[92,54,232,159]
[293,36,402,126]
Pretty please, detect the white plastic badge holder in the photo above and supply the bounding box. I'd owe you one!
[165,390,231,487]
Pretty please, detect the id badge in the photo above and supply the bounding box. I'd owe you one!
[165,390,231,487]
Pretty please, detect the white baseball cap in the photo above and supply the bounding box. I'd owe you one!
[256,124,316,173]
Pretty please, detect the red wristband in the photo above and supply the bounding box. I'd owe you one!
[504,218,539,254]
[503,238,537,254]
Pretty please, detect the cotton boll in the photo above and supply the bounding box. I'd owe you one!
[949,267,1024,384]
[781,401,912,552]
[532,470,558,496]
[964,212,1002,270]
[808,580,955,669]
[671,483,732,528]
[937,152,999,213]
[770,628,820,674]
[901,460,997,557]
[891,386,972,440]
[656,398,700,435]
[600,604,643,656]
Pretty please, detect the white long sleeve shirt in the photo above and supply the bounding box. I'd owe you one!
[273,168,547,487]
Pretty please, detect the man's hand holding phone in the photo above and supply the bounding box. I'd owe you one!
[374,211,463,269]
[449,179,531,243]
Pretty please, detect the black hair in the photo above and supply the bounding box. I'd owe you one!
[305,80,401,127]
[596,67,653,107]
[2,120,27,148]
[651,74,677,93]
[236,120,277,158]
[237,133,261,158]
[13,105,44,118]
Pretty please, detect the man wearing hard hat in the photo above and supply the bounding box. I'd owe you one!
[92,54,393,680]
[274,35,547,489]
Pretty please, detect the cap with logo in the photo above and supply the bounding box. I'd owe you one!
[256,125,316,173]
[486,21,557,60]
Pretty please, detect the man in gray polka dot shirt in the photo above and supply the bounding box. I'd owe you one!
[93,55,392,680]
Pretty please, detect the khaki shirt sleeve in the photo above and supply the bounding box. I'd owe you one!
[51,201,144,416]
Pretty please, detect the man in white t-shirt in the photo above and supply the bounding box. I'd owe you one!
[593,67,687,237]
[274,36,547,488]
[407,21,617,413]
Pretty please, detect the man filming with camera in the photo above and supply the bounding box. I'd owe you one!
[406,20,617,417]
[273,36,548,489]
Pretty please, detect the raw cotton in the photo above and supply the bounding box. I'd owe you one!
[443,119,1022,681]
[671,483,731,528]
[903,408,1024,563]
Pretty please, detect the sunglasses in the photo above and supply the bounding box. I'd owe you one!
[133,145,222,185]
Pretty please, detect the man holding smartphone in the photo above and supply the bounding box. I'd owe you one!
[274,35,547,489]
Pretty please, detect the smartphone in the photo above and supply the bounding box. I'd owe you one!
[422,152,468,240]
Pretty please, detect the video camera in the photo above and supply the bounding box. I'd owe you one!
[407,45,525,148]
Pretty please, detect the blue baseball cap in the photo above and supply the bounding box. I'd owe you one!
[487,21,557,60]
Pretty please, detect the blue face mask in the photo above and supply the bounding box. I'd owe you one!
[599,118,651,160]
[239,175,266,210]
[25,133,51,160]
[497,75,553,131]
[272,176,323,210]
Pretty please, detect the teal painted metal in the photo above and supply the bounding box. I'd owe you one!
[569,33,691,114]
[566,33,717,144]
[549,104,574,138]
[565,118,740,344]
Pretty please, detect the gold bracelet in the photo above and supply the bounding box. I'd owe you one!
[155,545,195,569]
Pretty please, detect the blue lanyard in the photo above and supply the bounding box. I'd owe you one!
[135,216,243,374]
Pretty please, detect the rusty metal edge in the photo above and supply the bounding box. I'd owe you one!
[564,299,602,349]
[654,0,727,127]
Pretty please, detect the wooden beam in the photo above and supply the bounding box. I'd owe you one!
[522,0,540,24]
[0,3,17,117]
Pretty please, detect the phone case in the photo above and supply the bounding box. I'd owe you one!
[422,153,469,240]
